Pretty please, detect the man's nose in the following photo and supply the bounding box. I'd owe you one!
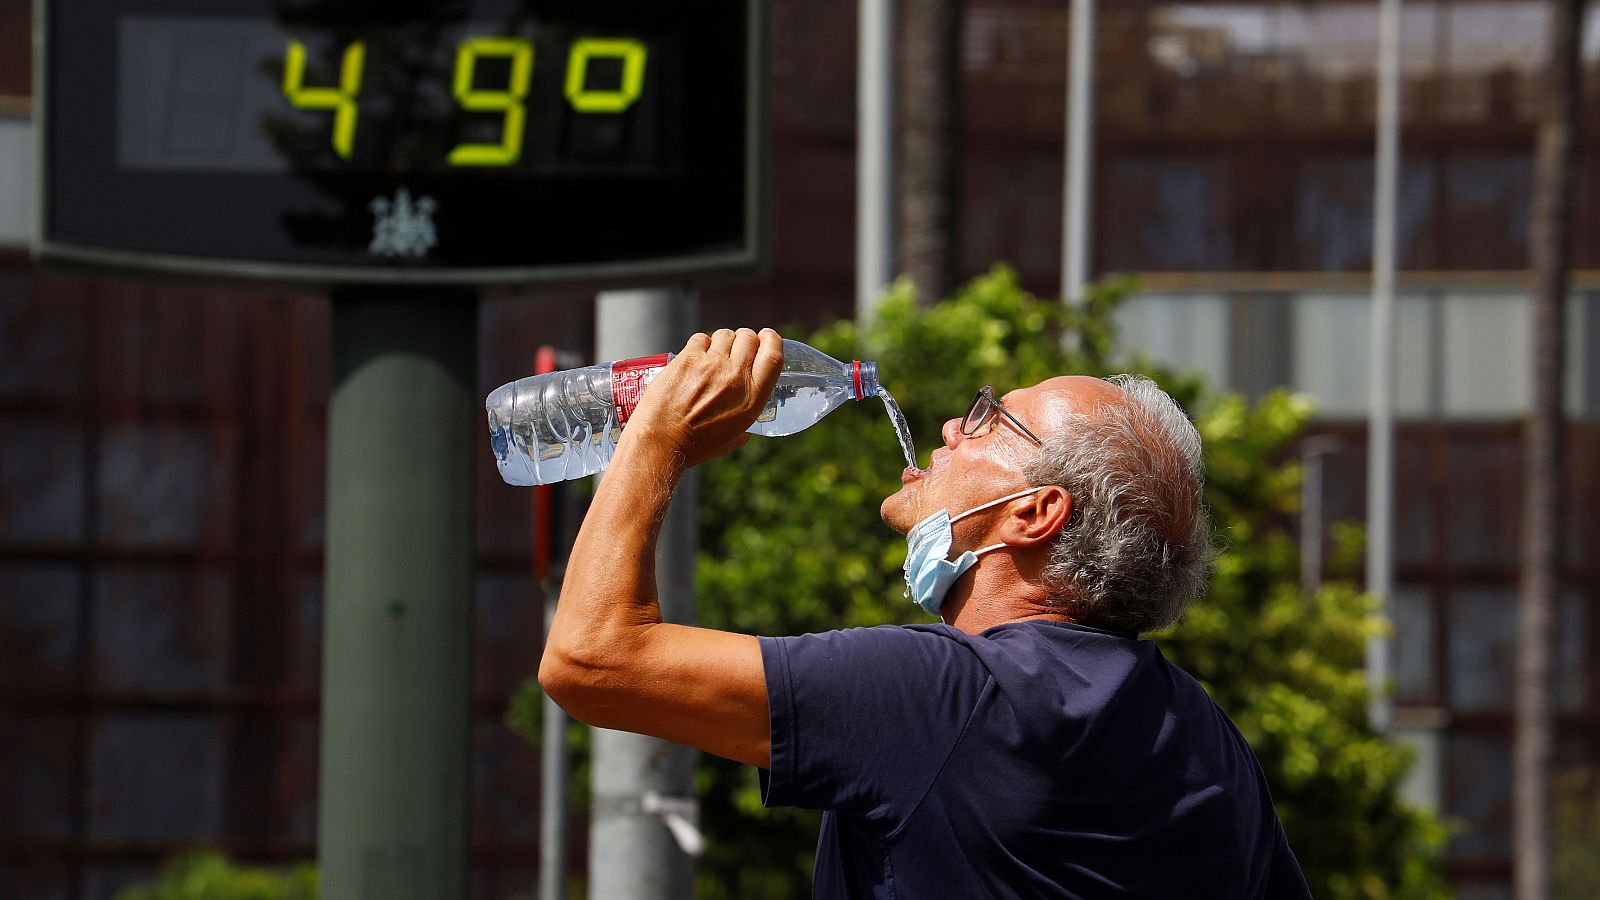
[941,417,964,447]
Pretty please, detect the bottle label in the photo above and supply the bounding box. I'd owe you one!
[611,354,672,428]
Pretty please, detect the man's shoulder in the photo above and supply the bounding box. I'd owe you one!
[767,621,976,645]
[760,624,999,696]
[762,620,1180,699]
[762,622,978,659]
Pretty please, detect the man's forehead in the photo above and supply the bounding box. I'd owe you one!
[993,377,1121,443]
[1008,375,1121,414]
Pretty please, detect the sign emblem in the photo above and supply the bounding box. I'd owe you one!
[369,188,439,258]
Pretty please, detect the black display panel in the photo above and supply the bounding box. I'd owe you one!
[38,0,765,284]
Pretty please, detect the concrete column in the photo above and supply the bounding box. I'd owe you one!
[318,289,478,900]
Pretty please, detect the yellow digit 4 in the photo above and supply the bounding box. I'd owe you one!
[448,37,535,167]
[282,39,365,160]
[565,38,648,113]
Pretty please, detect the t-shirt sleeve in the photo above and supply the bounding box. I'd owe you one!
[759,625,992,824]
[1264,820,1312,899]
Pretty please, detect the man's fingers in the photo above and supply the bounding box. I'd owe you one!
[709,328,736,356]
[682,332,712,356]
[728,327,760,371]
[750,328,784,399]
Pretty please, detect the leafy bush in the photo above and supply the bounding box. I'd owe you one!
[115,851,317,900]
[1555,764,1600,899]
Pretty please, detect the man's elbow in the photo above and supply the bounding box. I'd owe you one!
[538,634,630,722]
[538,643,591,714]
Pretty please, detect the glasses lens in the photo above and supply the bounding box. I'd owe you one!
[961,389,993,435]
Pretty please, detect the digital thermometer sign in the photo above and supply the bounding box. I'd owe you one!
[38,0,766,284]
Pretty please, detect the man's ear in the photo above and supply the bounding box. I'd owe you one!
[1003,486,1072,546]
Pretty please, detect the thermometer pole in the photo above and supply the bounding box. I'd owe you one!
[318,287,478,900]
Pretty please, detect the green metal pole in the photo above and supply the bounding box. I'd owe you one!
[318,288,478,900]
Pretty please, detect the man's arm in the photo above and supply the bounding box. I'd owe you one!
[537,328,782,769]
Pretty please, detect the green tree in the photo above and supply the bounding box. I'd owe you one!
[115,851,317,900]
[1554,763,1600,899]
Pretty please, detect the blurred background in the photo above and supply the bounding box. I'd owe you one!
[2,0,1598,898]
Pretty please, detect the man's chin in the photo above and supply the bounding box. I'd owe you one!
[880,486,915,534]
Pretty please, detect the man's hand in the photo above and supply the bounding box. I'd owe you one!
[624,327,784,473]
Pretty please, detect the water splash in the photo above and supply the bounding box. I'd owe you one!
[876,388,921,473]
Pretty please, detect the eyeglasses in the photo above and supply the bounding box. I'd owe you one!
[960,385,1044,447]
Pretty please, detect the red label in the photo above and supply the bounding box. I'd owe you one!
[611,353,672,427]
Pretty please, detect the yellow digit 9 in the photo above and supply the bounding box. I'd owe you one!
[565,38,648,113]
[282,39,365,159]
[448,37,535,167]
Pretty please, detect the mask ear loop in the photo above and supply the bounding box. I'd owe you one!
[948,486,1044,557]
[948,486,1043,526]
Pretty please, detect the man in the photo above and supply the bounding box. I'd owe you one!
[540,327,1310,898]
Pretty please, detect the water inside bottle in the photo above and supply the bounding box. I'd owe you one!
[751,372,856,436]
[875,388,922,473]
[489,361,923,485]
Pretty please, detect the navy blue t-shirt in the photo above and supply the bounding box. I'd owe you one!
[758,620,1311,899]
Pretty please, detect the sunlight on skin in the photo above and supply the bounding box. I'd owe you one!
[884,376,1125,533]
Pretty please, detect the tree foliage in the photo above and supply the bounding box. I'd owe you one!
[1554,763,1600,899]
[115,851,317,900]
[685,268,1448,898]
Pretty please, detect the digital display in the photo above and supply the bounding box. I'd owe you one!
[116,19,678,175]
[40,0,764,283]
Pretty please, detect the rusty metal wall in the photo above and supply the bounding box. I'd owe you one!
[0,265,582,898]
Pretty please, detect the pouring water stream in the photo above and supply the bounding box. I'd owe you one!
[875,387,922,475]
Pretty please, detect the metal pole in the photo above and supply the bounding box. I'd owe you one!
[318,288,477,900]
[1300,436,1342,595]
[539,597,571,900]
[1366,0,1401,735]
[1302,452,1323,595]
[536,348,570,900]
[1062,0,1095,305]
[856,0,896,324]
[590,289,701,899]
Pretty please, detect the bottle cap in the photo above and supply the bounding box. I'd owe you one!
[854,360,881,399]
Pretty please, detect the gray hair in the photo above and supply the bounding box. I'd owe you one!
[1021,374,1213,633]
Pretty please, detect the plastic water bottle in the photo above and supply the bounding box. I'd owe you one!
[486,339,880,486]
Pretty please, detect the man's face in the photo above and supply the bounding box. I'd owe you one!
[879,376,1122,535]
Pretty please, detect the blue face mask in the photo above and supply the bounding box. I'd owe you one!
[903,487,1044,616]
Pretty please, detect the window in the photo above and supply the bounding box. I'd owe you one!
[1291,292,1433,417]
[1115,293,1231,388]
